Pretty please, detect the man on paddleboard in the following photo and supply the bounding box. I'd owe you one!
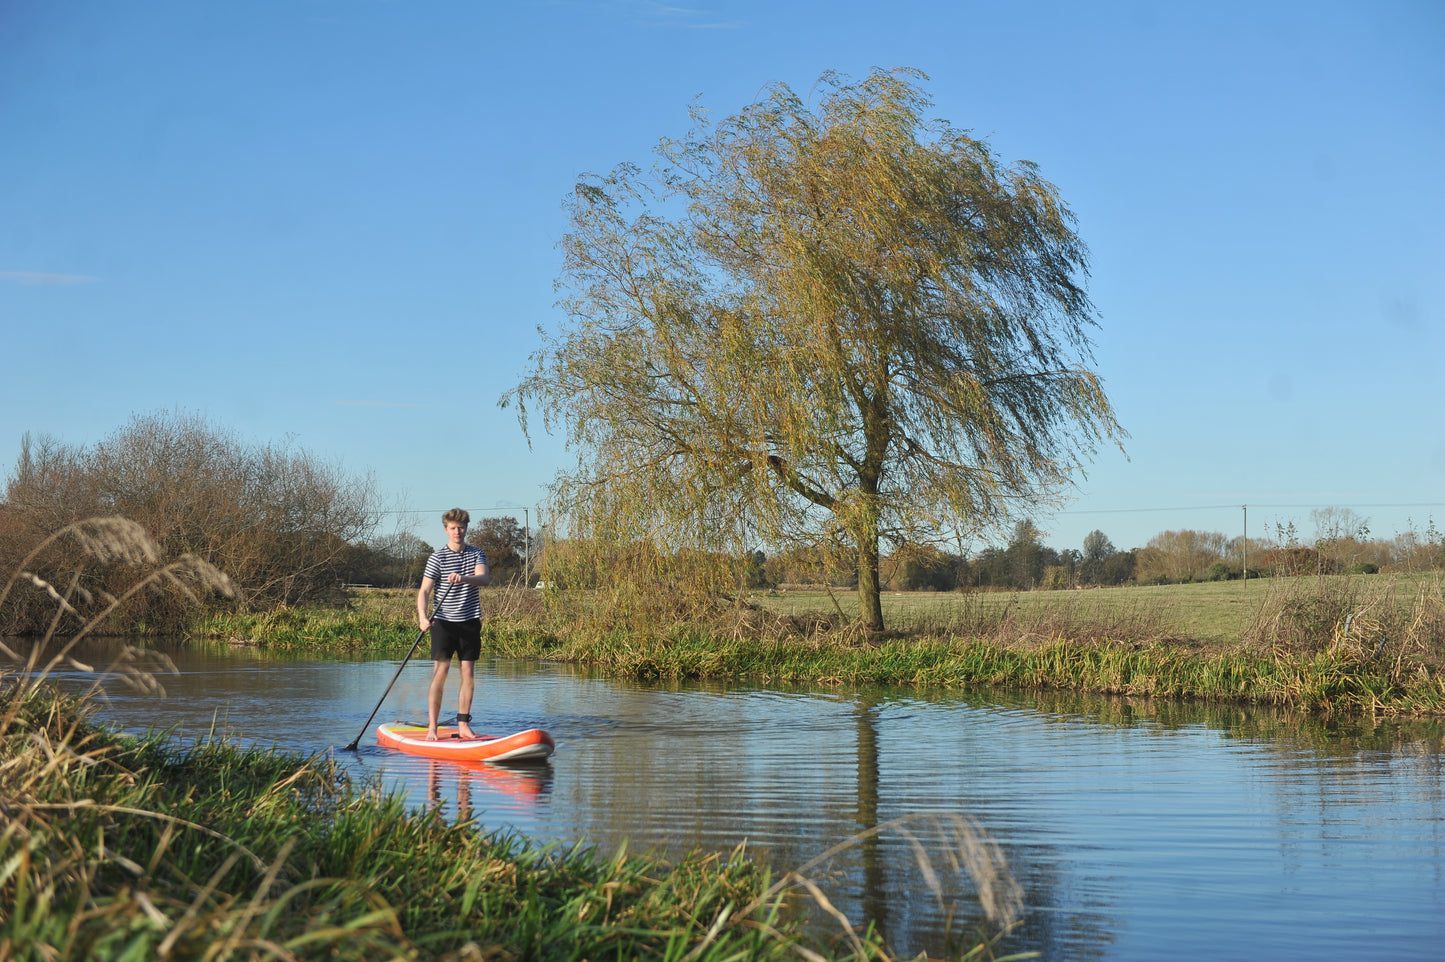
[417,508,490,740]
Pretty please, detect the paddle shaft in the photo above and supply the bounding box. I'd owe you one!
[343,580,453,752]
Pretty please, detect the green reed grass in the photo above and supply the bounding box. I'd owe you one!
[192,586,551,653]
[191,605,415,650]
[519,630,1445,716]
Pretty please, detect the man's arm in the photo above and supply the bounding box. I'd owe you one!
[417,575,436,630]
[444,562,490,587]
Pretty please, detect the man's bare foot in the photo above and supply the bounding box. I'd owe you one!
[458,723,476,739]
[426,729,439,741]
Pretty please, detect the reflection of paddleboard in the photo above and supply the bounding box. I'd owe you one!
[376,722,555,762]
[424,757,553,806]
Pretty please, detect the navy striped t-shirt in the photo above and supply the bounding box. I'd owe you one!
[423,545,488,621]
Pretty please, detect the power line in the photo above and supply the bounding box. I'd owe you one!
[377,506,532,517]
[382,502,1445,518]
[1058,501,1445,516]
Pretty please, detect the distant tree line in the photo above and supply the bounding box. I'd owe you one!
[737,509,1445,593]
[1132,508,1444,584]
[755,521,1137,592]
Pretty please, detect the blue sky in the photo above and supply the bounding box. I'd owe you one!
[2,0,1441,554]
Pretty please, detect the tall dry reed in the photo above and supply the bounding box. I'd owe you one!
[1242,573,1445,665]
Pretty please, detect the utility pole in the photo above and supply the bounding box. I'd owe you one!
[524,507,530,587]
[1242,504,1248,586]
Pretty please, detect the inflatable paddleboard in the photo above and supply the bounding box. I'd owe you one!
[376,722,555,762]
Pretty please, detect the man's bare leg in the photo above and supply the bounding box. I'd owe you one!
[457,661,476,738]
[427,660,450,740]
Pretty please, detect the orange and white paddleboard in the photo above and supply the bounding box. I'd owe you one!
[376,722,555,762]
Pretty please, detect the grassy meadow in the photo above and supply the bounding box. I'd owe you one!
[753,572,1441,645]
[754,579,1265,643]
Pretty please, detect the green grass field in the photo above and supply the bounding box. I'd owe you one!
[750,572,1441,645]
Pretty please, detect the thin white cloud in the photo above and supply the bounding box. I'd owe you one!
[0,271,99,286]
[626,0,746,29]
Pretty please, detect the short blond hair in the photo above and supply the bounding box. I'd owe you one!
[442,508,470,526]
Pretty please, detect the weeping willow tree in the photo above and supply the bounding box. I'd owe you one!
[507,68,1125,633]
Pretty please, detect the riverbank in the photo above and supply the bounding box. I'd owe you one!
[5,677,985,961]
[194,573,1445,716]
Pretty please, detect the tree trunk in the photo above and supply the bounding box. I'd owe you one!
[856,531,884,633]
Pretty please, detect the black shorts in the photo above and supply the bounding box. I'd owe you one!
[430,617,481,662]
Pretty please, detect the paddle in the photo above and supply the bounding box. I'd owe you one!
[343,579,453,752]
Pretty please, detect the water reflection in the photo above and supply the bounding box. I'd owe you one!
[421,758,554,819]
[7,637,1445,961]
[854,699,887,941]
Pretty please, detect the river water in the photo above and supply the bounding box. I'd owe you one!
[17,639,1445,960]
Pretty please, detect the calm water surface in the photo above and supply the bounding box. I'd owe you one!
[24,639,1445,960]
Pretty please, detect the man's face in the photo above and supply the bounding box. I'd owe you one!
[445,521,467,547]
